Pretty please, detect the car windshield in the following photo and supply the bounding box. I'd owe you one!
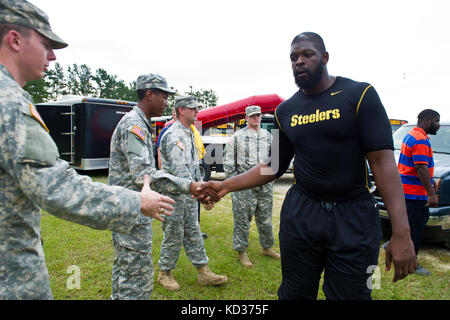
[393,125,450,154]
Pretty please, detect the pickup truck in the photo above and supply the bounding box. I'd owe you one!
[370,123,450,248]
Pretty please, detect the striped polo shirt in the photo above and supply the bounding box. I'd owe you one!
[398,127,434,200]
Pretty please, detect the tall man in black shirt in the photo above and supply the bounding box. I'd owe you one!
[200,32,417,299]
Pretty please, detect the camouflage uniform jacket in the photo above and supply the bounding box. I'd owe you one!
[224,127,272,177]
[159,120,202,192]
[108,107,191,251]
[108,106,191,205]
[0,65,144,300]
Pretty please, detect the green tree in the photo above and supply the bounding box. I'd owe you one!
[163,88,219,117]
[24,64,217,109]
[185,88,218,109]
[46,62,69,100]
[77,64,95,96]
[93,68,117,98]
[93,68,136,101]
[23,77,51,103]
[112,80,137,101]
[66,64,95,96]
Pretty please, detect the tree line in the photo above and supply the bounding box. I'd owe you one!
[24,63,218,116]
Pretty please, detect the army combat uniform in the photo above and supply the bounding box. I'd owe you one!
[224,125,275,253]
[158,120,209,270]
[0,65,145,300]
[108,75,191,300]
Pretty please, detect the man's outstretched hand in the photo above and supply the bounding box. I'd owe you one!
[196,180,229,199]
[192,163,274,204]
[140,175,175,222]
[190,181,221,204]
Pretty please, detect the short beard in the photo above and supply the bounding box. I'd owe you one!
[429,127,438,135]
[294,62,324,90]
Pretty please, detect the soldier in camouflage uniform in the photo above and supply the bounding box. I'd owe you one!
[224,106,280,268]
[108,74,203,300]
[158,96,228,291]
[0,0,176,300]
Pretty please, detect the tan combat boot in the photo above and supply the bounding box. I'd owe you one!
[197,265,228,286]
[158,270,181,291]
[238,251,253,268]
[262,248,280,259]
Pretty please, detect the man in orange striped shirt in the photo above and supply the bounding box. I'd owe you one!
[398,109,440,276]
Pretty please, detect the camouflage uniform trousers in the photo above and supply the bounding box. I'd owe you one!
[232,183,275,252]
[158,194,209,271]
[111,220,153,300]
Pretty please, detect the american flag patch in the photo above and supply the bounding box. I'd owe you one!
[130,125,146,140]
[29,104,49,132]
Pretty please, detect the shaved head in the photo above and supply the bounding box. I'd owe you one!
[291,32,327,54]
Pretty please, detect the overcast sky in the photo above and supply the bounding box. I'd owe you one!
[32,0,450,122]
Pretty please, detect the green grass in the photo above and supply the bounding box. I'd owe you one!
[40,175,450,300]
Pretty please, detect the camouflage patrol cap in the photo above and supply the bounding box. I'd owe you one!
[136,73,176,94]
[174,95,202,109]
[0,0,68,49]
[246,105,261,117]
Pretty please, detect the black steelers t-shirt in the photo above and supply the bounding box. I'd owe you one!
[271,76,393,201]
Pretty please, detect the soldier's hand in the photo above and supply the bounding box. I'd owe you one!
[140,175,175,222]
[190,181,220,203]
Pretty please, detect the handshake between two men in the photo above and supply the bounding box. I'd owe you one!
[138,175,221,222]
[138,163,276,222]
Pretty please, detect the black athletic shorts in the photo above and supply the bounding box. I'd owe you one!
[277,184,383,300]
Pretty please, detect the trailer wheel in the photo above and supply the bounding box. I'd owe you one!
[199,161,211,181]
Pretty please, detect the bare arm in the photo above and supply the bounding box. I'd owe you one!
[200,163,276,198]
[366,149,417,282]
[415,164,438,207]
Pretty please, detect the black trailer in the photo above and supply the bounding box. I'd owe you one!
[36,96,136,170]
